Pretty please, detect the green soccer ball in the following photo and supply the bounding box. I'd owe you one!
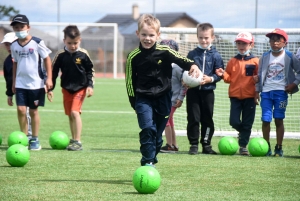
[218,136,239,155]
[49,131,69,150]
[6,144,30,167]
[248,138,269,156]
[132,166,161,194]
[7,131,28,147]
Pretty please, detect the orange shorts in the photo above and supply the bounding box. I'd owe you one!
[62,88,86,115]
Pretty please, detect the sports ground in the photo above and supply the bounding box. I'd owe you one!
[0,77,299,200]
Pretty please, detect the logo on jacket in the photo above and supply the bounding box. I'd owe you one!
[29,48,34,54]
[75,58,81,64]
[157,60,162,64]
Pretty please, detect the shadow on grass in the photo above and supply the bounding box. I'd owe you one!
[40,179,132,185]
[90,148,140,153]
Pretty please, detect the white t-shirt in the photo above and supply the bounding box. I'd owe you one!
[262,52,286,92]
[11,36,51,89]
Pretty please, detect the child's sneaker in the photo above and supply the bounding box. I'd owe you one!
[67,141,82,151]
[202,145,217,154]
[266,148,272,156]
[66,139,76,150]
[28,139,41,151]
[274,145,283,157]
[239,147,249,156]
[189,145,198,155]
[145,162,156,168]
[160,144,175,153]
[172,144,179,152]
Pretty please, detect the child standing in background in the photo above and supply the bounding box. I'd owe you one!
[255,28,300,157]
[10,14,53,150]
[125,14,201,167]
[216,32,259,156]
[48,25,94,151]
[186,23,224,155]
[1,32,32,139]
[159,39,187,153]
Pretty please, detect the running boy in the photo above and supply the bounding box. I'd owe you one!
[125,14,201,167]
[1,32,32,139]
[185,23,224,155]
[48,25,94,151]
[216,32,259,156]
[10,14,53,150]
[159,39,187,153]
[255,28,300,157]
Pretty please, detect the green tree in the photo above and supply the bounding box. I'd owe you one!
[0,5,19,20]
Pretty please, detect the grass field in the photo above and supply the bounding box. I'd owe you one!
[0,77,300,201]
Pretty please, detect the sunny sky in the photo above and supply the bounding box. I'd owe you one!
[1,0,299,28]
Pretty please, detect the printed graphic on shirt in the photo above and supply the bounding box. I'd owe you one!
[75,58,81,64]
[266,62,284,82]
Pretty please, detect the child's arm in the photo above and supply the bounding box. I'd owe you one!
[44,56,53,91]
[285,55,300,93]
[84,53,94,97]
[12,62,17,94]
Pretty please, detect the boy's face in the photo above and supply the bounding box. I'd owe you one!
[235,41,252,54]
[197,29,214,49]
[64,36,81,53]
[136,23,160,49]
[3,42,11,53]
[269,34,286,51]
[12,23,29,32]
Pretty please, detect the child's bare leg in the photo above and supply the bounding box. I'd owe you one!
[17,106,28,134]
[70,111,82,142]
[262,121,270,142]
[274,119,284,145]
[170,126,177,146]
[29,108,39,137]
[164,126,172,145]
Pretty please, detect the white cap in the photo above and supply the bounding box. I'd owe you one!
[235,32,254,43]
[1,32,18,43]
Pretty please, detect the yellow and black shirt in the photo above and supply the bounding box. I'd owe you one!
[51,47,94,93]
[125,42,195,109]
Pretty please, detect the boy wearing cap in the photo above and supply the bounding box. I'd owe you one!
[1,32,32,138]
[255,28,300,157]
[216,32,259,156]
[10,14,53,150]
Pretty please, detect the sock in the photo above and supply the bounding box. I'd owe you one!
[276,144,282,150]
[31,136,38,141]
[267,142,271,149]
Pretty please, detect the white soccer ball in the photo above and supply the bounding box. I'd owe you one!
[182,71,203,88]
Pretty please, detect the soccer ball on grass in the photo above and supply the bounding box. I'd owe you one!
[6,144,30,167]
[218,136,239,155]
[132,166,161,194]
[49,131,69,150]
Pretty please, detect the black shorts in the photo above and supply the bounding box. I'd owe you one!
[15,88,46,109]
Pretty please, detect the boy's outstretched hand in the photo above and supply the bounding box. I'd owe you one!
[47,91,53,102]
[86,87,93,97]
[215,68,224,77]
[189,64,201,78]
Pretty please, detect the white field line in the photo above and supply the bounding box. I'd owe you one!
[0,108,134,114]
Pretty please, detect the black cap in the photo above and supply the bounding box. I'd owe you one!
[10,14,29,26]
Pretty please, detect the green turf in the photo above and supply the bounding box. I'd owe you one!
[0,77,300,201]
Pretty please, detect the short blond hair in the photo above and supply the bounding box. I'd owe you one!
[137,14,160,32]
[197,23,214,36]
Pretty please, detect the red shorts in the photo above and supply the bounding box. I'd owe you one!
[62,88,86,115]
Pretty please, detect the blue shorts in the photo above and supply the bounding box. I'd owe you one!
[15,88,46,109]
[260,90,288,122]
